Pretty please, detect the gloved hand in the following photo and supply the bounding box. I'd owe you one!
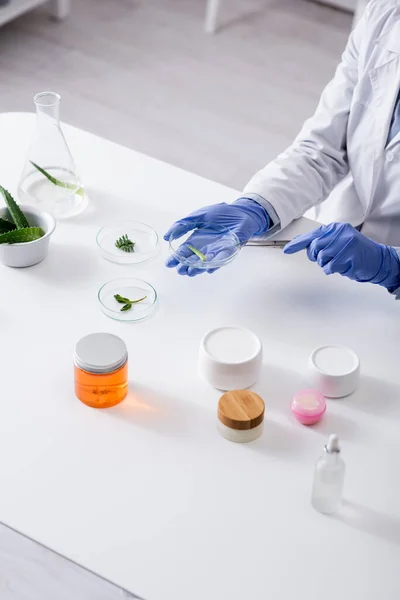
[164,199,270,276]
[284,222,400,290]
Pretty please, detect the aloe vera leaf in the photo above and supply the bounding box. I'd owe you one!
[0,227,45,244]
[187,244,206,262]
[0,186,30,229]
[30,161,84,197]
[0,218,16,234]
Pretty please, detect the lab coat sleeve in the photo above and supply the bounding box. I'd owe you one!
[242,1,373,231]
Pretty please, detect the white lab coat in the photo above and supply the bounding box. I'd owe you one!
[243,0,400,248]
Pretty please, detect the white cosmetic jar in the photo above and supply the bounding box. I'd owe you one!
[199,326,263,391]
[309,344,360,398]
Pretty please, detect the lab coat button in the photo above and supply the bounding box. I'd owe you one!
[386,151,394,163]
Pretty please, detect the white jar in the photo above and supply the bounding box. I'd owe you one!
[199,326,262,391]
[217,390,265,443]
[309,345,360,398]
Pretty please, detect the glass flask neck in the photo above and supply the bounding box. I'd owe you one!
[34,91,61,123]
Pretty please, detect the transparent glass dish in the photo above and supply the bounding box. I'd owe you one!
[97,222,159,265]
[98,278,157,322]
[168,224,240,270]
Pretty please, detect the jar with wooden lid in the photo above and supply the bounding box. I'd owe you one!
[74,333,128,408]
[217,390,265,442]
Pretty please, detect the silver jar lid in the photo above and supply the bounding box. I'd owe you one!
[74,333,128,374]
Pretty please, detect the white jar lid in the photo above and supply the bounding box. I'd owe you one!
[202,326,261,364]
[74,333,128,374]
[309,344,360,398]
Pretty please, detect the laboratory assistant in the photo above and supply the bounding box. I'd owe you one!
[164,0,400,295]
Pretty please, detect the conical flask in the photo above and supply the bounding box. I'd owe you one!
[18,91,86,219]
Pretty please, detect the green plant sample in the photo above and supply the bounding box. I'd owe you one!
[0,228,45,244]
[115,234,135,253]
[114,293,147,312]
[0,185,45,245]
[30,161,84,197]
[0,186,30,229]
[187,244,206,262]
[0,218,16,234]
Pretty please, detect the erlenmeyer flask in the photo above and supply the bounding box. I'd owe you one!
[18,91,86,219]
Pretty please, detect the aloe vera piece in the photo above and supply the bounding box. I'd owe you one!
[30,161,84,197]
[187,244,206,262]
[0,218,16,234]
[0,186,30,229]
[0,227,45,244]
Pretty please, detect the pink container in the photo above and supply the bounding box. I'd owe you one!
[291,389,326,425]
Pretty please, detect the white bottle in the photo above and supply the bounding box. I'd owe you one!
[311,434,345,515]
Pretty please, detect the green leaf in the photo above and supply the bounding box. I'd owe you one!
[0,217,16,234]
[115,234,135,253]
[114,294,132,304]
[0,227,45,244]
[30,161,84,197]
[0,186,30,229]
[115,294,147,311]
[187,244,206,262]
[120,303,132,312]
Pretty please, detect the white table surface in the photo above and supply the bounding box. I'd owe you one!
[0,112,399,600]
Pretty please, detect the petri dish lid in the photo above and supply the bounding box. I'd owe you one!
[97,222,159,265]
[98,277,157,322]
[168,224,240,270]
[74,333,128,374]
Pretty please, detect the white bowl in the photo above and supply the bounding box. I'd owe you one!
[199,326,263,391]
[0,205,56,268]
[309,344,360,398]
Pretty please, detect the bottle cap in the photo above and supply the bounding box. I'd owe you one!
[74,333,128,374]
[218,390,265,431]
[326,434,340,453]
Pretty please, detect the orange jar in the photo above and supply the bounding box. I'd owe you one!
[74,333,128,408]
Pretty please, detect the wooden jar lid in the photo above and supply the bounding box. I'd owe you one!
[218,390,265,431]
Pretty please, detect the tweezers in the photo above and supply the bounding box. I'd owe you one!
[246,239,291,248]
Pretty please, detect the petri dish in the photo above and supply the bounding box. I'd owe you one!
[98,278,157,322]
[96,222,159,265]
[168,224,241,270]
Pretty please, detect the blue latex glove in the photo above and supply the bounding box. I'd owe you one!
[284,222,400,290]
[164,199,270,276]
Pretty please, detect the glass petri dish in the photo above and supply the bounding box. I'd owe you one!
[97,222,159,265]
[98,278,157,322]
[168,224,240,270]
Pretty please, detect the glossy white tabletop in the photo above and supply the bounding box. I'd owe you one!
[0,113,399,600]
